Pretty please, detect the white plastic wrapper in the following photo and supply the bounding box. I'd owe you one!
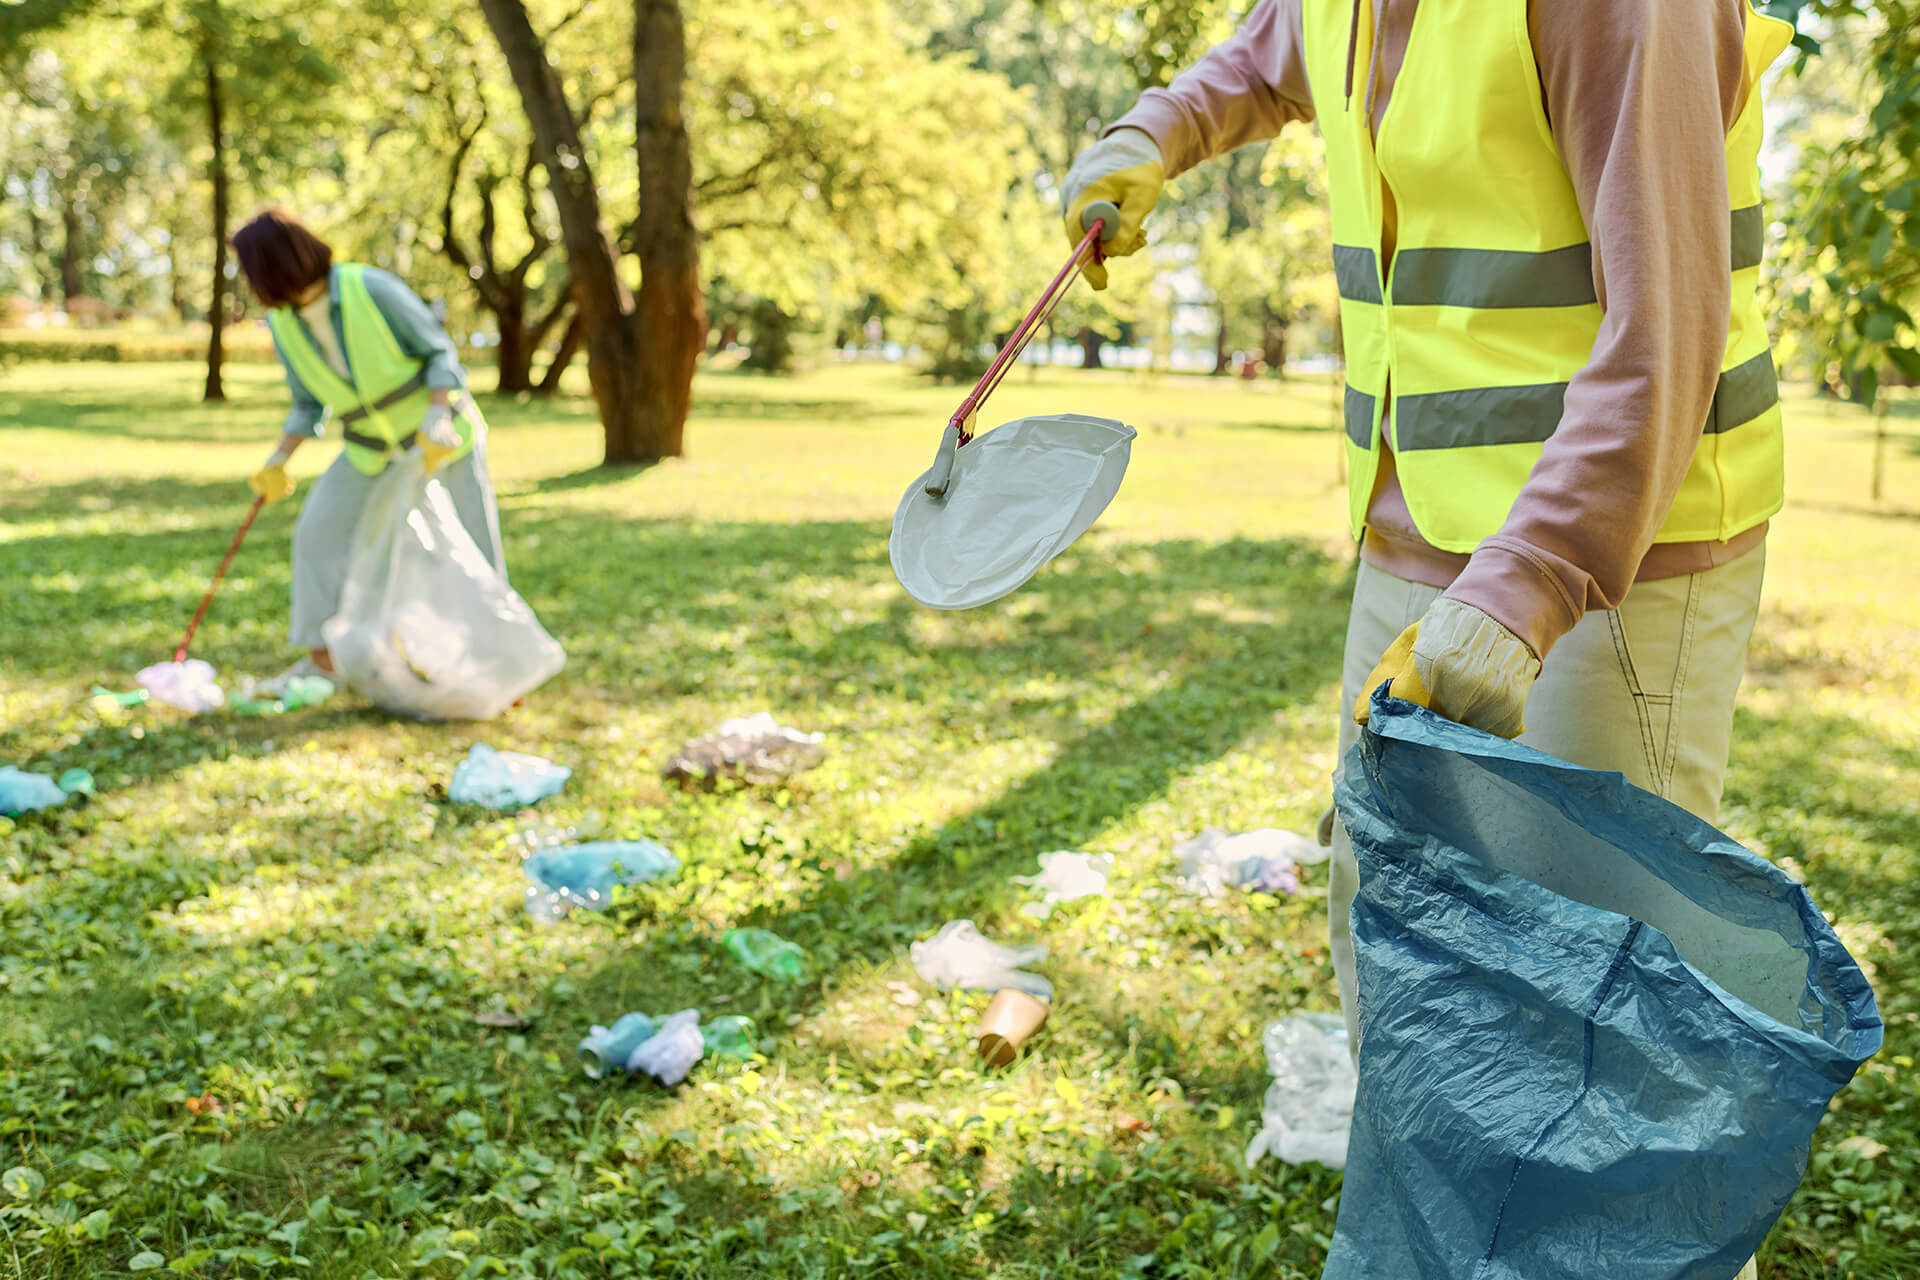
[909,920,1053,999]
[890,414,1135,610]
[625,1009,705,1086]
[1014,850,1113,917]
[136,659,225,713]
[1245,1013,1356,1170]
[324,454,564,720]
[1175,827,1327,898]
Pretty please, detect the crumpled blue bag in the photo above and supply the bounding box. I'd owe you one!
[1327,694,1883,1280]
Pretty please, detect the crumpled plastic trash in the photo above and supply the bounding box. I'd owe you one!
[703,1014,758,1061]
[0,766,91,816]
[449,743,571,809]
[1245,1012,1356,1169]
[88,685,149,709]
[721,927,808,981]
[136,659,225,712]
[1174,827,1325,897]
[230,674,335,717]
[1014,850,1113,918]
[910,920,1053,999]
[579,1012,656,1080]
[522,840,680,922]
[663,712,827,786]
[626,1009,704,1085]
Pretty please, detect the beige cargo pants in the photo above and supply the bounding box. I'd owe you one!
[1325,546,1767,1280]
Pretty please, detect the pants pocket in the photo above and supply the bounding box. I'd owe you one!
[1606,573,1704,798]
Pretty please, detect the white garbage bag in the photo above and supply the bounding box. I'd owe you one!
[323,453,564,720]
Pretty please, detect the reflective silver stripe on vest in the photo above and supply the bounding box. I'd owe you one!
[1345,386,1375,447]
[1392,242,1598,309]
[338,369,428,426]
[1333,245,1383,305]
[1730,204,1764,273]
[1394,357,1780,451]
[1706,350,1778,433]
[1336,206,1766,306]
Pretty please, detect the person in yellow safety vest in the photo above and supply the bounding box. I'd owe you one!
[230,208,506,692]
[1064,3,1792,1275]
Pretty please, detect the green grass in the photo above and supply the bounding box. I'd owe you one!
[1,359,1916,1279]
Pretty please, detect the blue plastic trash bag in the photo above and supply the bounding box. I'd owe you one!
[1326,694,1882,1280]
[522,840,679,921]
[448,743,570,809]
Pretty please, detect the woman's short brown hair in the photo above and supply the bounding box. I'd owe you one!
[231,208,333,308]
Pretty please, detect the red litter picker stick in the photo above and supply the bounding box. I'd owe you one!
[172,496,266,663]
[922,199,1119,498]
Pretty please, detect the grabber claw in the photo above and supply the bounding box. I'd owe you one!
[924,423,963,498]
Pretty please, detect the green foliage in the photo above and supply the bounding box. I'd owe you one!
[1,362,1918,1278]
[1778,1,1920,403]
[0,331,276,366]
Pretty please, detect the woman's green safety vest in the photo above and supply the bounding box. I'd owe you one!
[267,263,477,477]
[1302,0,1794,552]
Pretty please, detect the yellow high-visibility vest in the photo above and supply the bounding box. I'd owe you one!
[267,263,476,476]
[1303,0,1795,551]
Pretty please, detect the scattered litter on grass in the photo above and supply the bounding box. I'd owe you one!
[1245,1013,1355,1170]
[721,927,808,981]
[449,743,570,809]
[911,920,1053,999]
[472,1008,533,1030]
[1014,850,1113,917]
[1174,827,1324,898]
[626,1010,704,1085]
[0,766,91,816]
[976,988,1050,1067]
[703,1015,758,1061]
[663,712,826,787]
[522,840,679,922]
[579,1013,658,1079]
[136,659,224,712]
[88,685,149,709]
[230,674,335,716]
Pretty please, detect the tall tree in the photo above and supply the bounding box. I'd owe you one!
[479,0,703,464]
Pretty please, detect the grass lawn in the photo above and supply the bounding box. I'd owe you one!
[1,359,1916,1279]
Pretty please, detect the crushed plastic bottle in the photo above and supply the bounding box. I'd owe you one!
[579,1012,657,1080]
[88,685,150,709]
[136,659,225,713]
[663,712,827,786]
[702,1014,758,1061]
[56,768,93,798]
[1245,1012,1356,1170]
[910,920,1053,999]
[626,1009,704,1086]
[448,743,571,809]
[721,928,808,981]
[0,766,83,816]
[230,674,335,717]
[1174,828,1324,898]
[1014,850,1113,917]
[522,840,680,922]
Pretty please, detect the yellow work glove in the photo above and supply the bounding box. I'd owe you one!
[1354,598,1541,739]
[1060,127,1165,290]
[247,456,296,504]
[419,402,460,477]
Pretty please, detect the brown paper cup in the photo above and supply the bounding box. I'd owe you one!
[976,988,1050,1068]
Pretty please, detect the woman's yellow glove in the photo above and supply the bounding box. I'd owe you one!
[247,459,296,504]
[1354,598,1541,739]
[1059,128,1165,290]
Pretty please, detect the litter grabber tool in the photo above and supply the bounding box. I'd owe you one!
[136,496,265,711]
[890,202,1138,611]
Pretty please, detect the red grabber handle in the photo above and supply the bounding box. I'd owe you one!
[173,496,265,663]
[923,200,1119,498]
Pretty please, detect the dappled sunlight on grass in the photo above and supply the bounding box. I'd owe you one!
[2,364,1917,1277]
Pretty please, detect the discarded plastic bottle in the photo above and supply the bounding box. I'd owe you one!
[522,840,680,923]
[702,1015,758,1060]
[55,768,93,798]
[231,675,335,717]
[721,928,808,982]
[579,1012,657,1080]
[0,767,72,816]
[88,685,150,709]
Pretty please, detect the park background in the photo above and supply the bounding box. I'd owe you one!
[2,1,1918,1277]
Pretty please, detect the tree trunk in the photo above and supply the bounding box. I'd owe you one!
[1262,310,1288,378]
[169,217,189,319]
[1872,397,1889,502]
[493,300,534,392]
[536,311,585,394]
[1078,326,1104,369]
[479,0,644,458]
[202,23,228,403]
[628,0,704,461]
[1213,308,1231,376]
[59,198,83,306]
